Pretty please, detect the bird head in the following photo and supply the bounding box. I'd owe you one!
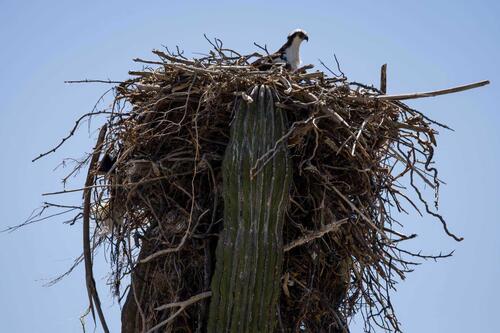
[288,29,309,43]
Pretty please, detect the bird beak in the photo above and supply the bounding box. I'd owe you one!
[304,36,309,42]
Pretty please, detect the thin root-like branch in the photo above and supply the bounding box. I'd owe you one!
[147,291,212,333]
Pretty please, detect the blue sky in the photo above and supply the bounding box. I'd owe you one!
[0,1,498,332]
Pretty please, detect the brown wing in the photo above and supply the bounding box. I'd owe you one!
[251,38,290,70]
[252,51,286,70]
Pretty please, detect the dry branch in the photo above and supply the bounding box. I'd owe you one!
[375,80,489,101]
[380,63,387,94]
[82,125,109,333]
[284,218,348,252]
[147,291,212,333]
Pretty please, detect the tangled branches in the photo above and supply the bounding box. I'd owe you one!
[24,38,488,332]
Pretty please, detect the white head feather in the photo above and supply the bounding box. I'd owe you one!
[284,29,309,70]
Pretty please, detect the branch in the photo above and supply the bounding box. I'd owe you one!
[32,110,112,162]
[152,49,196,65]
[132,58,164,66]
[138,243,183,264]
[284,218,348,252]
[65,79,123,84]
[147,291,212,333]
[380,63,387,94]
[253,42,269,55]
[82,125,110,333]
[375,80,490,101]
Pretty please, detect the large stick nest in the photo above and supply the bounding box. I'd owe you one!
[35,40,464,332]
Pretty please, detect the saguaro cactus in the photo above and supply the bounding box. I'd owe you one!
[208,85,291,332]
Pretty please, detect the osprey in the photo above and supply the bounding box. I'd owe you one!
[253,29,309,71]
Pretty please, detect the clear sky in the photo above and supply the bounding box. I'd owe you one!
[0,1,498,332]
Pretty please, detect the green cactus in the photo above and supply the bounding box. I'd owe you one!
[208,85,291,333]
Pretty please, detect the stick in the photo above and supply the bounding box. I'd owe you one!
[284,218,348,252]
[380,64,387,94]
[133,58,165,66]
[152,49,197,65]
[147,291,212,333]
[65,79,123,84]
[155,291,212,311]
[138,243,183,264]
[375,80,490,101]
[32,111,111,162]
[82,125,110,333]
[329,184,389,241]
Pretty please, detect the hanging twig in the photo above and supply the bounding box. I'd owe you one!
[82,125,110,333]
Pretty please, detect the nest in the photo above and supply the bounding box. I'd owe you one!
[27,40,486,333]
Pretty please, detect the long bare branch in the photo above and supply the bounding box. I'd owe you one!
[375,80,489,101]
[82,125,110,333]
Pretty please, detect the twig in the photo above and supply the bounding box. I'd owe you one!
[132,58,164,65]
[155,291,212,311]
[333,53,345,78]
[42,187,96,196]
[32,111,111,162]
[375,80,490,101]
[253,42,270,56]
[41,175,174,196]
[65,79,123,84]
[329,184,388,241]
[318,58,340,77]
[284,218,348,252]
[153,49,196,65]
[147,291,212,333]
[392,247,455,261]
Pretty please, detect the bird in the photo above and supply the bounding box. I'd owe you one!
[253,29,309,71]
[93,153,124,234]
[97,153,116,174]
